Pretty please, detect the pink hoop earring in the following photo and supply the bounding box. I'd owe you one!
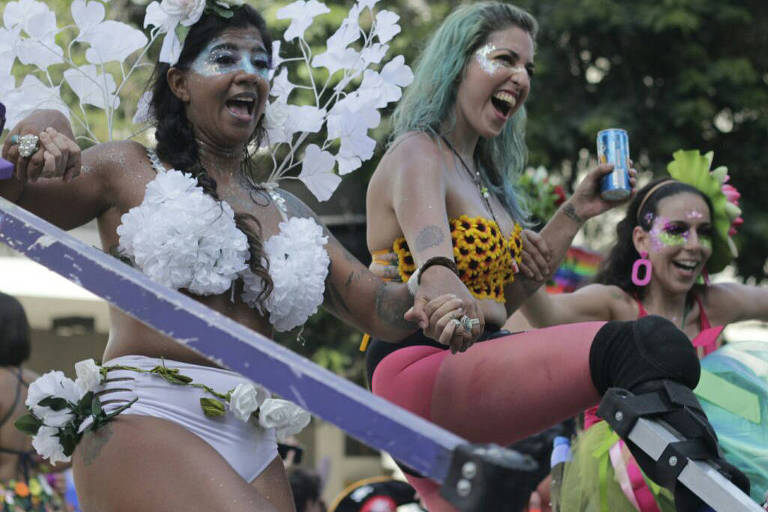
[631,251,652,287]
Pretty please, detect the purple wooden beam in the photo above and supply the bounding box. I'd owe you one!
[0,197,462,481]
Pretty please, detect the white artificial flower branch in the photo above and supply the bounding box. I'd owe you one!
[264,0,413,200]
[1,0,158,142]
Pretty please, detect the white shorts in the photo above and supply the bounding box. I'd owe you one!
[97,355,278,482]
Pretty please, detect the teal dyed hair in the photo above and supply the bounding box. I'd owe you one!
[392,2,538,223]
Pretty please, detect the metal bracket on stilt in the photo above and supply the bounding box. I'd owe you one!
[599,387,762,512]
[440,443,539,512]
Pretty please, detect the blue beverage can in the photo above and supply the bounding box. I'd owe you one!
[596,128,631,201]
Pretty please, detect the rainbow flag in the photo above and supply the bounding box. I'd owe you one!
[547,246,603,293]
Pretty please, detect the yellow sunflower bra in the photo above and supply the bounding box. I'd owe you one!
[391,215,523,303]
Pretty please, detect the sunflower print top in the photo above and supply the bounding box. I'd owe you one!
[392,215,523,302]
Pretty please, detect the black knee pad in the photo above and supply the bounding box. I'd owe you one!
[589,315,700,395]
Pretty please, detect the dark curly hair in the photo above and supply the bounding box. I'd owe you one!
[595,178,713,299]
[0,292,30,366]
[149,5,273,305]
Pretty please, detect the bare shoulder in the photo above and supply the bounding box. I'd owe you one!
[378,132,444,178]
[273,188,320,221]
[82,140,152,178]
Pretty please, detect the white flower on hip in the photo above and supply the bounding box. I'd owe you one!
[258,399,311,441]
[26,370,80,427]
[229,383,270,422]
[32,426,70,465]
[297,144,340,202]
[74,359,102,395]
[277,0,330,42]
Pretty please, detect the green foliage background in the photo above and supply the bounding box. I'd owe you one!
[21,0,768,379]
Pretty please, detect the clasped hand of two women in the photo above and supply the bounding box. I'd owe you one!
[2,112,81,183]
[394,162,638,355]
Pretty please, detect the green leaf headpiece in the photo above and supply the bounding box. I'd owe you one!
[666,149,742,274]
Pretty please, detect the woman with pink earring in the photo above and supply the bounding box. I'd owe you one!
[508,151,768,511]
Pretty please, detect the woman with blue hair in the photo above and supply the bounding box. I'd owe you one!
[364,3,748,510]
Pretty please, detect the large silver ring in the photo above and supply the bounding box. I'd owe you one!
[459,315,480,332]
[13,134,40,158]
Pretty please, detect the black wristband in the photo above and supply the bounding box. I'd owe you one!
[417,256,459,284]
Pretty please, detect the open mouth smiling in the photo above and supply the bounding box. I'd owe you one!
[491,91,517,117]
[225,93,258,121]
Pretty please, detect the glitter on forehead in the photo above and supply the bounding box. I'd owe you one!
[686,210,704,219]
[475,43,501,75]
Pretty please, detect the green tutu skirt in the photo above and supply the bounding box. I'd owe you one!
[554,421,674,512]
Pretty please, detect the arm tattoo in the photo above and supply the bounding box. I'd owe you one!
[414,225,446,252]
[324,282,352,316]
[323,263,352,316]
[81,422,114,466]
[562,204,583,224]
[375,283,416,331]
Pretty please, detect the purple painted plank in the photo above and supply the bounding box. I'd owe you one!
[0,197,463,480]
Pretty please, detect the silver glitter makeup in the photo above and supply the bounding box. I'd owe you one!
[192,40,270,80]
[475,43,527,77]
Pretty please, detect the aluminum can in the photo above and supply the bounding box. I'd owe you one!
[596,128,631,201]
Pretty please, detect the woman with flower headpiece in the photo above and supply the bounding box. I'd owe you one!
[0,2,466,510]
[363,3,750,511]
[0,292,69,512]
[509,149,768,511]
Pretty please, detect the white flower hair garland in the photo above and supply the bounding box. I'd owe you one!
[0,0,413,201]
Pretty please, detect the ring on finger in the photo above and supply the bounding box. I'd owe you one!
[458,315,480,332]
[12,134,40,158]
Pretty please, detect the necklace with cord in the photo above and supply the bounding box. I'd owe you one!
[439,134,500,228]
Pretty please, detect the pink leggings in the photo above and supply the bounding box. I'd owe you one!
[371,322,605,511]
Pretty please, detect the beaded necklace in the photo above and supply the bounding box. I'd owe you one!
[439,134,500,228]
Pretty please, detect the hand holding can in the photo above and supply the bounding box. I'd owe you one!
[596,128,631,201]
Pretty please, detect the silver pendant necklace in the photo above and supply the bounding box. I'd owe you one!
[440,134,499,227]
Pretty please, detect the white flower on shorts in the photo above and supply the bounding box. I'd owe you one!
[32,426,70,465]
[75,358,102,394]
[258,398,311,441]
[229,383,269,422]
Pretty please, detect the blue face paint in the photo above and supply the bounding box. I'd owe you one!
[192,39,270,80]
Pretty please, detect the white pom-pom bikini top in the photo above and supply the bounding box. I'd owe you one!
[116,148,330,331]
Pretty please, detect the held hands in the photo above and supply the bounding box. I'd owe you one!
[566,162,637,222]
[406,266,484,354]
[368,253,483,353]
[1,112,81,183]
